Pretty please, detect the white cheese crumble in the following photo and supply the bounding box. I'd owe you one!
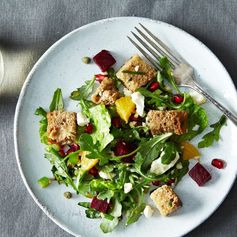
[189,90,206,104]
[144,205,154,218]
[124,183,133,194]
[99,171,111,180]
[131,91,145,116]
[150,152,180,175]
[76,112,89,126]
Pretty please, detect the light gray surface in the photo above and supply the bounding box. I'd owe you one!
[0,0,237,236]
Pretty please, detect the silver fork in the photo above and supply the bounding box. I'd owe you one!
[128,23,237,126]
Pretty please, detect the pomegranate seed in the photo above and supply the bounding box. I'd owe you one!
[90,196,110,213]
[114,140,129,156]
[71,144,80,151]
[149,82,159,92]
[152,180,161,186]
[84,123,93,134]
[172,94,184,103]
[93,50,116,72]
[189,163,211,186]
[95,74,106,83]
[166,179,175,186]
[89,167,99,177]
[112,117,122,128]
[211,159,225,169]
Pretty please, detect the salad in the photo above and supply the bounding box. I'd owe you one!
[35,49,226,233]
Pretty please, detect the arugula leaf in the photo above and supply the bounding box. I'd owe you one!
[198,115,227,148]
[134,133,172,176]
[161,142,179,165]
[125,202,146,225]
[175,97,208,142]
[111,127,141,141]
[159,57,181,93]
[97,190,115,201]
[35,107,48,144]
[85,209,101,219]
[44,147,77,191]
[79,134,111,165]
[107,68,122,88]
[70,78,95,100]
[78,202,90,208]
[137,87,168,108]
[49,88,64,111]
[89,104,114,151]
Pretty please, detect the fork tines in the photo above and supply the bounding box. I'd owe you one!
[128,23,182,70]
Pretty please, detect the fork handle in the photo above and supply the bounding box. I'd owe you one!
[191,81,237,126]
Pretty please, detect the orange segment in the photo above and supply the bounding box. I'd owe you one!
[115,96,136,123]
[80,151,99,171]
[181,142,200,160]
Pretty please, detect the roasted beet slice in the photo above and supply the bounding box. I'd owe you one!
[93,50,116,72]
[90,196,109,213]
[189,163,211,186]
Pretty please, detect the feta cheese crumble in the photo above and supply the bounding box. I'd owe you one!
[124,183,133,194]
[76,111,89,126]
[131,91,144,116]
[144,205,154,218]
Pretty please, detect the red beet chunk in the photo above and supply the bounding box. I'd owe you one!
[93,50,116,72]
[189,163,211,186]
[90,196,109,213]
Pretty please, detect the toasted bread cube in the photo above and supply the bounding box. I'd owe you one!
[47,111,77,145]
[116,55,156,92]
[150,185,181,216]
[91,77,120,105]
[146,110,188,135]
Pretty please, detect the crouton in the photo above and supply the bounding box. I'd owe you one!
[91,77,120,105]
[47,111,77,145]
[116,55,156,92]
[150,185,181,216]
[146,110,188,135]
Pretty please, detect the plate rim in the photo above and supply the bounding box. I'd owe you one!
[14,16,237,237]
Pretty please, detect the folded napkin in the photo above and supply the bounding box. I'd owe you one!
[0,47,41,97]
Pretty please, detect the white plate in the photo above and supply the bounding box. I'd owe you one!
[14,17,237,237]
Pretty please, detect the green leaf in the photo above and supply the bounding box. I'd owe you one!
[85,209,101,219]
[37,176,51,188]
[159,57,181,93]
[78,202,91,208]
[100,199,122,233]
[89,104,114,151]
[161,142,179,165]
[35,107,48,144]
[134,133,172,176]
[122,70,146,75]
[198,115,227,148]
[125,202,146,225]
[70,78,95,100]
[175,97,208,142]
[45,148,77,192]
[49,88,64,111]
[107,68,122,88]
[100,217,119,233]
[79,134,111,165]
[97,190,115,201]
